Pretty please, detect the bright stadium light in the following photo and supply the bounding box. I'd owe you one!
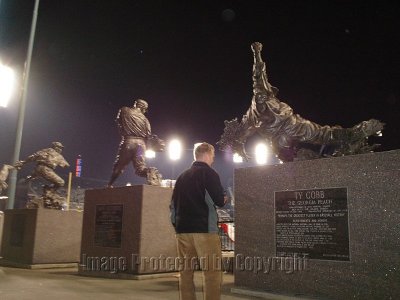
[233,153,243,163]
[255,143,268,165]
[145,149,156,158]
[0,63,16,108]
[168,139,182,160]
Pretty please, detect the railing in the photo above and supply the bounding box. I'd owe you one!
[218,220,235,273]
[218,221,235,251]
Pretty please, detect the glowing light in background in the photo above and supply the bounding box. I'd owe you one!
[233,153,243,163]
[255,143,268,165]
[145,149,156,158]
[168,139,182,160]
[0,63,16,107]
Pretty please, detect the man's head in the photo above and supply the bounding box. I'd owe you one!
[52,142,64,153]
[194,142,215,166]
[134,99,149,114]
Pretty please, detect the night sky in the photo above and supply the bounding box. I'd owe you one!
[0,0,399,187]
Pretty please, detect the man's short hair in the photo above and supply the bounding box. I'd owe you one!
[194,142,215,160]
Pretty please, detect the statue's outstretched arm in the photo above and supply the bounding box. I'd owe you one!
[115,108,123,134]
[251,42,267,96]
[59,156,70,168]
[14,151,39,169]
[251,42,277,98]
[217,115,257,161]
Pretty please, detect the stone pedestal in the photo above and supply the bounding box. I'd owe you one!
[79,185,177,278]
[0,208,83,267]
[234,150,400,300]
[0,197,6,211]
[0,211,3,256]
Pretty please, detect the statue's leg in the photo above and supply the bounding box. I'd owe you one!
[108,141,132,186]
[278,114,335,145]
[270,114,336,161]
[40,167,65,191]
[132,140,148,177]
[331,120,381,144]
[132,140,162,185]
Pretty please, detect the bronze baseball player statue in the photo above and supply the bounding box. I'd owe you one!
[108,99,165,187]
[218,42,384,162]
[15,141,70,209]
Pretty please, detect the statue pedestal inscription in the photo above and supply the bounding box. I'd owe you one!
[78,185,177,278]
[234,150,400,300]
[275,187,350,261]
[0,208,83,267]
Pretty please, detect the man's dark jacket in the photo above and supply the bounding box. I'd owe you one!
[170,161,225,233]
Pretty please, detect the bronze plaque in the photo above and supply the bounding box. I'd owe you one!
[94,204,123,248]
[275,188,349,261]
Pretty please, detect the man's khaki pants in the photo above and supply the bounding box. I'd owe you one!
[176,233,222,300]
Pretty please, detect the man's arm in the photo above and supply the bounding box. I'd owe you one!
[205,169,225,207]
[170,190,176,227]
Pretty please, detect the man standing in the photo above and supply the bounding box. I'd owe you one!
[170,142,226,300]
[108,99,164,187]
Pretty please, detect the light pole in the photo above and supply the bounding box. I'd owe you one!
[7,0,40,209]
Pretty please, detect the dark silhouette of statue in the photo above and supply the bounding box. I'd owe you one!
[15,141,70,209]
[108,99,165,187]
[218,42,384,162]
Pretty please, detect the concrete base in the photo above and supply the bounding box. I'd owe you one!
[0,209,83,265]
[0,197,6,211]
[78,269,179,280]
[79,185,177,278]
[234,150,400,300]
[0,258,78,269]
[231,287,316,300]
[0,211,3,256]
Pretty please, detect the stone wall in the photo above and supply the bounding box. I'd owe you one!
[234,150,400,300]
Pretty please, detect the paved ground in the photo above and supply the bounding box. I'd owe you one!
[0,266,269,300]
[0,266,316,300]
